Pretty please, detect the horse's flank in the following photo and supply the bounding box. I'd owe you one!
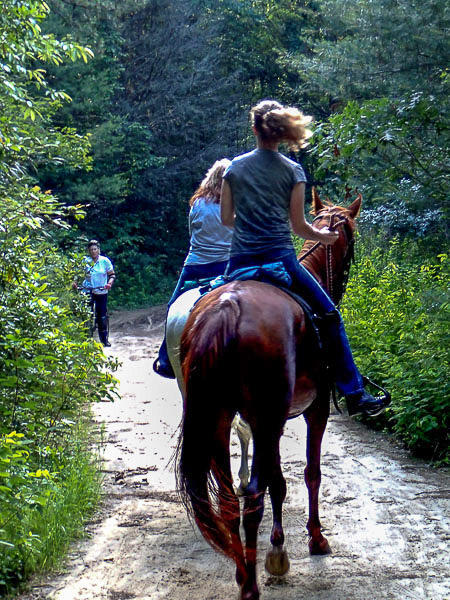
[166,286,201,397]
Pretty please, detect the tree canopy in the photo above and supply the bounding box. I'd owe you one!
[34,0,448,286]
[301,0,449,231]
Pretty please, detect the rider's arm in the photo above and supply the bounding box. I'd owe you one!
[290,183,338,245]
[105,269,115,290]
[220,179,235,227]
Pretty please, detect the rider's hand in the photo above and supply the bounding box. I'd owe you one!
[105,282,112,291]
[319,227,339,245]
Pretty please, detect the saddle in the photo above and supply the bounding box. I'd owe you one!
[182,261,323,351]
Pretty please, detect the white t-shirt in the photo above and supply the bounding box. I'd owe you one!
[82,255,114,295]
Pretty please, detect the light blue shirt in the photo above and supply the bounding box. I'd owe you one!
[82,255,114,294]
[184,197,233,265]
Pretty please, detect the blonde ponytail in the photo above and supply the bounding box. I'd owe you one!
[251,100,313,150]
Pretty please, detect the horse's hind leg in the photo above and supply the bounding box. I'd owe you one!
[232,414,251,494]
[264,457,290,576]
[241,428,286,600]
[303,396,331,555]
[240,436,272,600]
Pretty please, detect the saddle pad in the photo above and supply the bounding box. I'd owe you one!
[206,261,292,292]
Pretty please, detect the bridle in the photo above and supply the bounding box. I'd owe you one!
[299,210,355,307]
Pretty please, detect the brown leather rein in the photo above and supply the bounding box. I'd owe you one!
[298,211,355,307]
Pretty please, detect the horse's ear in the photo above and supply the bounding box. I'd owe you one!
[311,187,325,214]
[347,193,362,218]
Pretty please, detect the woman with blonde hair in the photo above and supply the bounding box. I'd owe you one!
[153,158,232,378]
[221,99,389,417]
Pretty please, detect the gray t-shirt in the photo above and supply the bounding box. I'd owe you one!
[223,149,307,255]
[184,197,233,265]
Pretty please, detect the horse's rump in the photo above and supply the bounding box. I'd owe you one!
[180,280,321,421]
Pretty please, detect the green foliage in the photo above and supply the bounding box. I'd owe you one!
[41,0,158,214]
[312,94,449,226]
[341,238,449,464]
[301,0,449,101]
[0,424,103,592]
[0,1,118,593]
[37,1,171,295]
[108,250,176,310]
[0,0,93,181]
[298,0,449,234]
[0,186,119,595]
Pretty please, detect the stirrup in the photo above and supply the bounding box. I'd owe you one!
[346,377,391,418]
[362,375,391,404]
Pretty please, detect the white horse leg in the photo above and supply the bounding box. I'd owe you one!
[166,288,202,398]
[232,414,252,495]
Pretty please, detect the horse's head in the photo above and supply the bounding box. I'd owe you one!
[299,188,362,305]
[310,187,361,233]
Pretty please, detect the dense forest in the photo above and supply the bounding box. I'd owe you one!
[0,0,448,595]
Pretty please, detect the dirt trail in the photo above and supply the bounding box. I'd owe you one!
[19,307,449,600]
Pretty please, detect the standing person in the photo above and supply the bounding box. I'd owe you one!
[73,239,115,347]
[220,99,390,417]
[153,158,233,379]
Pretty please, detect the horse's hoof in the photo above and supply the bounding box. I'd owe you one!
[309,537,332,555]
[265,545,290,576]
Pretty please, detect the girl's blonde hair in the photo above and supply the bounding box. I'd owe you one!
[189,158,231,206]
[250,100,313,150]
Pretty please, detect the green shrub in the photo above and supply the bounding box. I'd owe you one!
[0,3,117,593]
[0,422,103,592]
[0,191,118,595]
[341,238,449,464]
[109,250,176,310]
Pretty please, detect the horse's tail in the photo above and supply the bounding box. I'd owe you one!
[176,293,245,573]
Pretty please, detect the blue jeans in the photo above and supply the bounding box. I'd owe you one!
[227,248,364,396]
[157,260,229,369]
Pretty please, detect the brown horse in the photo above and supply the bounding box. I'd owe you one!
[175,190,361,600]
